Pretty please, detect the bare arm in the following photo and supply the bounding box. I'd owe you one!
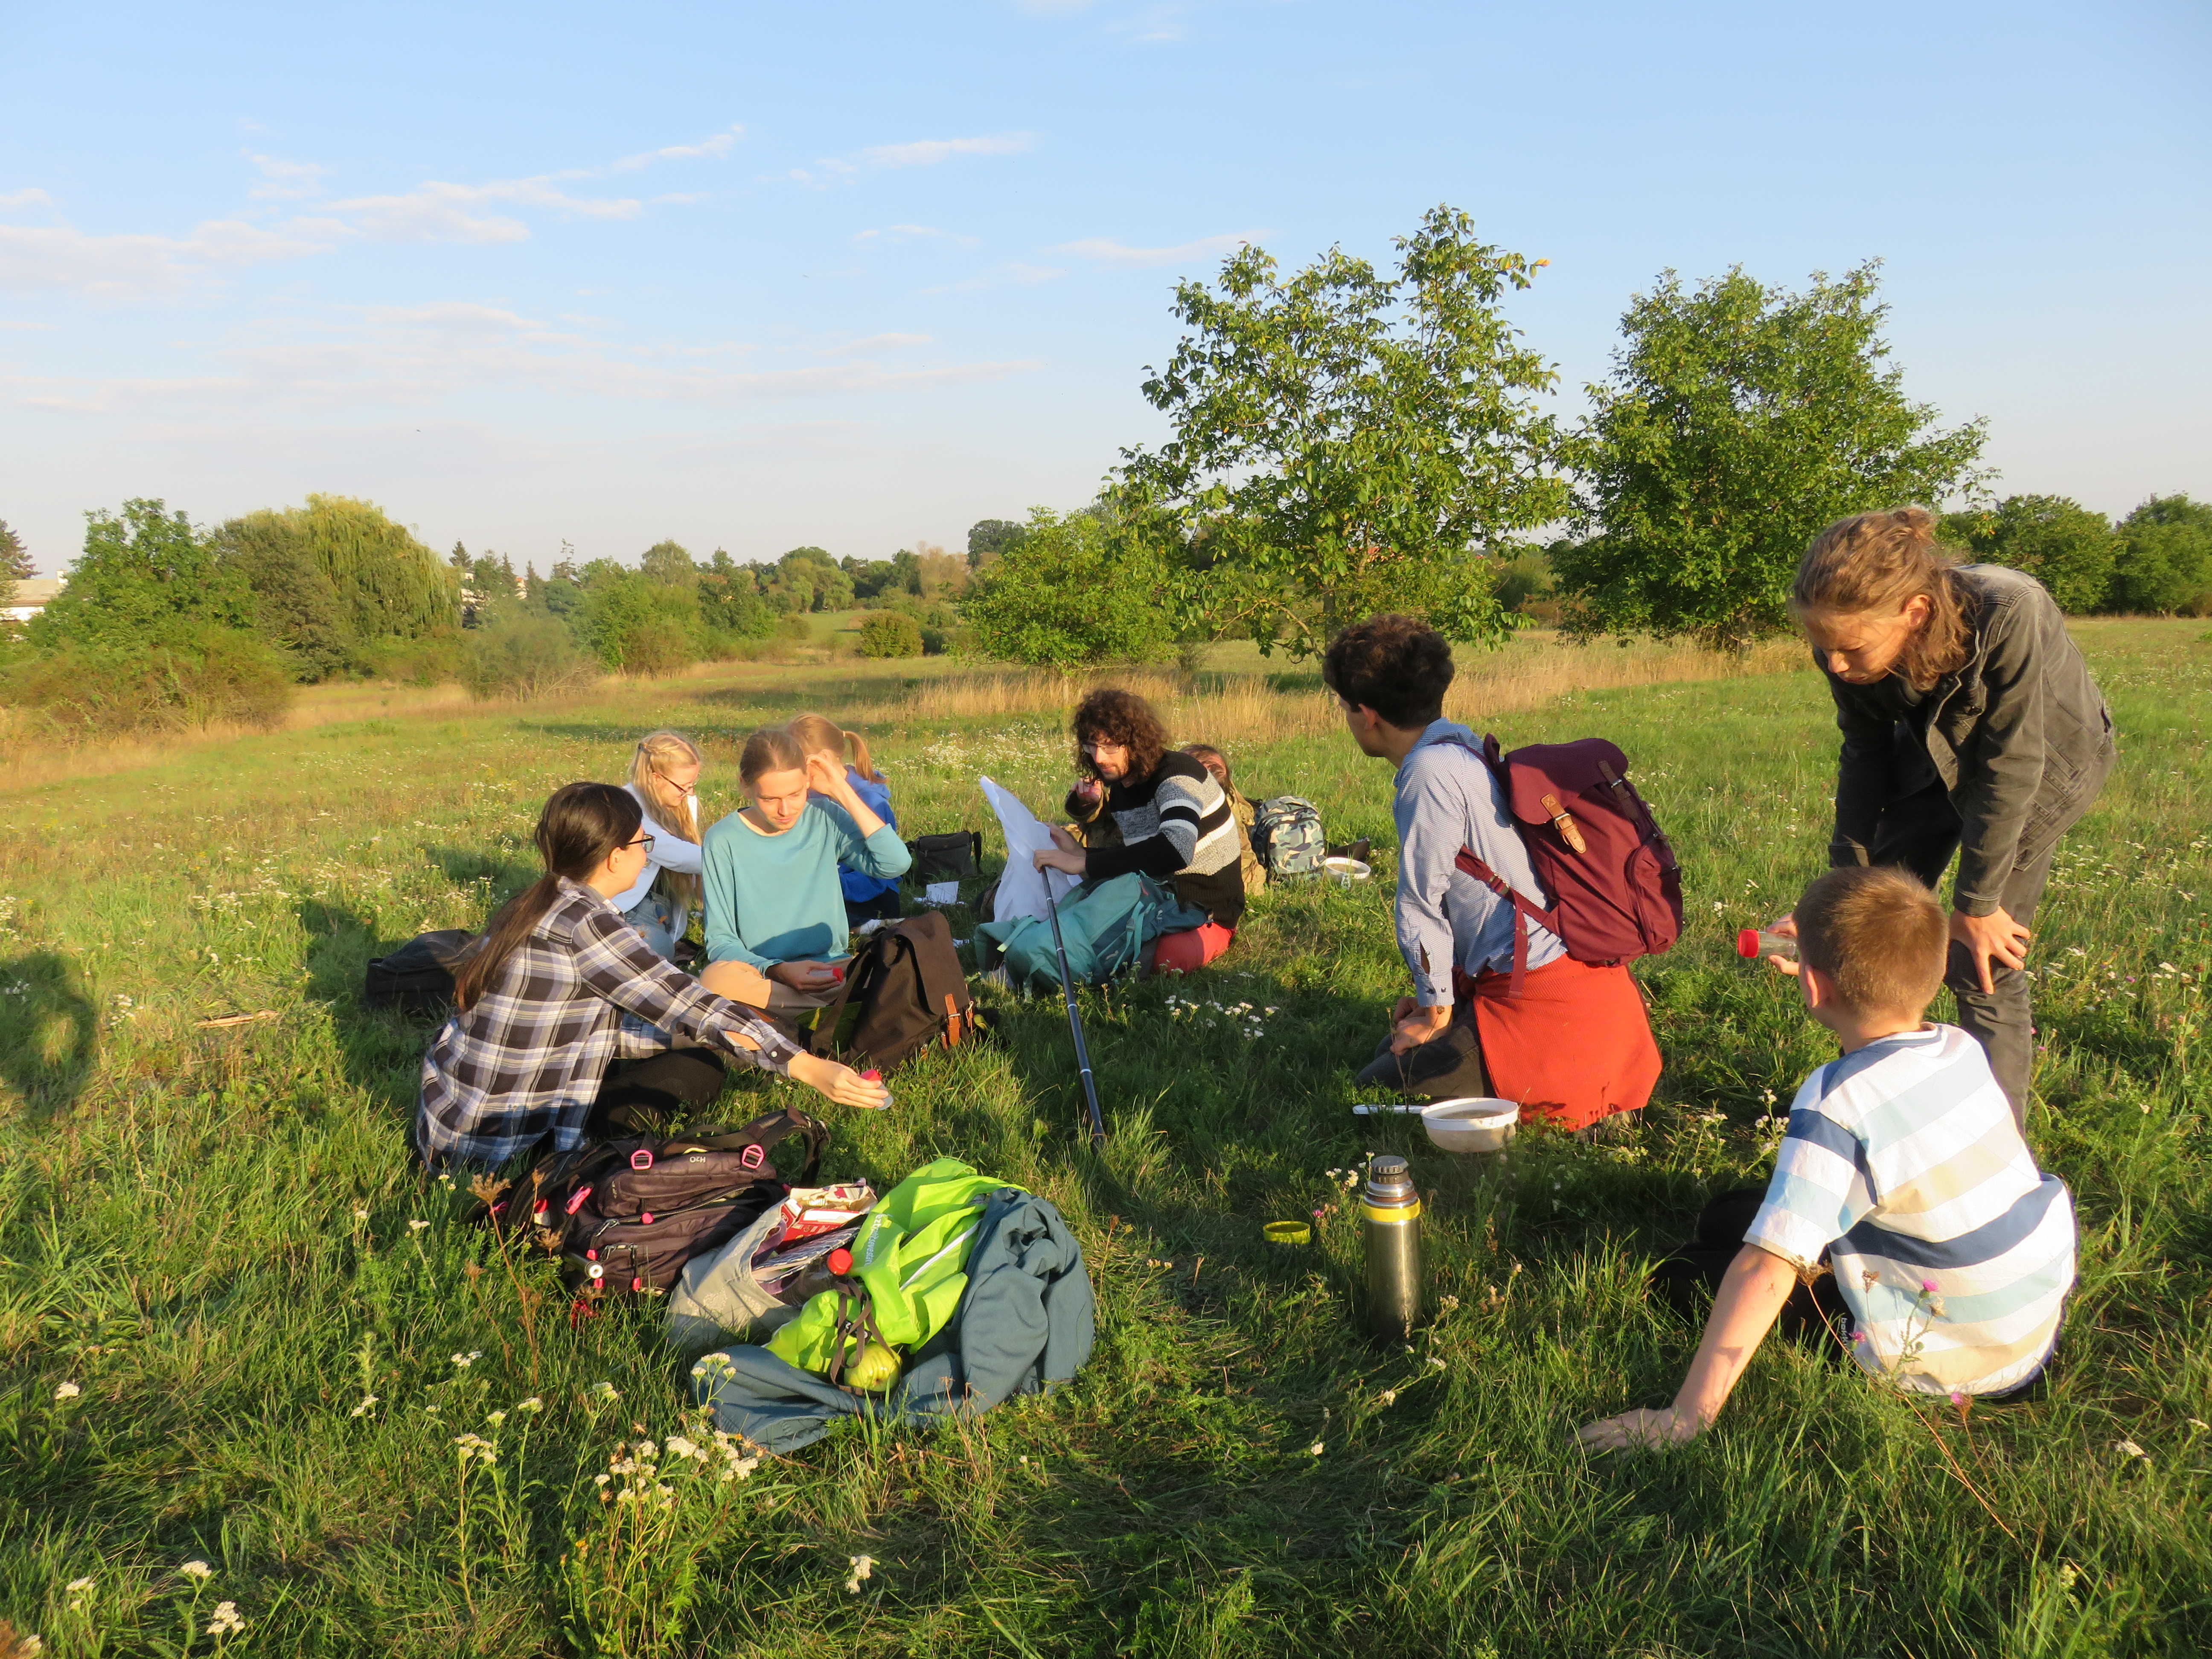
[1578,1243,1802,1451]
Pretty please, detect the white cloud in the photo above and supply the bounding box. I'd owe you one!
[328,176,643,244]
[1050,230,1267,267]
[853,224,977,245]
[818,332,932,355]
[3,301,1039,412]
[0,189,54,213]
[858,134,1033,169]
[0,216,337,297]
[920,261,1066,295]
[607,125,745,171]
[246,153,328,200]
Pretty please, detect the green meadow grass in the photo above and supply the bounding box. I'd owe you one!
[2,620,2206,1656]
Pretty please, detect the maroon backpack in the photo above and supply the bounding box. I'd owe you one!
[1452,735,1682,995]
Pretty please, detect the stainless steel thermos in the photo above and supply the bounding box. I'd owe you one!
[1361,1154,1423,1341]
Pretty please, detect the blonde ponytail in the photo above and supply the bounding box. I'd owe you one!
[786,712,883,784]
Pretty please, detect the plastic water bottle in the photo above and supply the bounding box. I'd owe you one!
[1737,928,1799,963]
[1361,1155,1423,1342]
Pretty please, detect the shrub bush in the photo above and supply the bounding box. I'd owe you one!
[357,632,465,685]
[461,615,600,702]
[2,625,294,739]
[857,611,924,658]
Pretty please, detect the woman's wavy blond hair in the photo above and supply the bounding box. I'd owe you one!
[1792,507,1974,691]
[627,729,706,906]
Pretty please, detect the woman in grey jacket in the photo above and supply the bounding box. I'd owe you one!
[1771,508,2115,1128]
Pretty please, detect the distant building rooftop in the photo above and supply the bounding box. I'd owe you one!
[3,575,65,623]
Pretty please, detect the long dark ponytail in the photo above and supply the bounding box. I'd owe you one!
[454,782,643,1010]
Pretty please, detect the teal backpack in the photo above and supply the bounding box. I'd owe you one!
[977,873,1201,992]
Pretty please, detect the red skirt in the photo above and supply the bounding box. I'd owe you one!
[1458,957,1661,1133]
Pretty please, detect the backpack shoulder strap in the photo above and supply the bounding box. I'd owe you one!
[1454,733,1557,999]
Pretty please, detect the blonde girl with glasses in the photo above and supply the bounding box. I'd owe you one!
[610,729,709,960]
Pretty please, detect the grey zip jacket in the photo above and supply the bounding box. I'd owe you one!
[1824,563,2113,916]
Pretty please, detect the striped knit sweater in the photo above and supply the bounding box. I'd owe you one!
[1074,751,1246,927]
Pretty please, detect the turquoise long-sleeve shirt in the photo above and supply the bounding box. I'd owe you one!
[702,800,911,969]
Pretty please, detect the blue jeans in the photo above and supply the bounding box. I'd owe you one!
[621,891,680,961]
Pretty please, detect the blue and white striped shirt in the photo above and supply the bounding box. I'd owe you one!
[1747,1024,2074,1396]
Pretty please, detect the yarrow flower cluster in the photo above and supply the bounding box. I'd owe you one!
[844,1554,876,1594]
[207,1601,246,1638]
[453,1432,498,1466]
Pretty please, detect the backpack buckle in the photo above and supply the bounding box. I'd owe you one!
[629,1148,654,1171]
[739,1144,765,1170]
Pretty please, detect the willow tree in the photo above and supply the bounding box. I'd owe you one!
[216,495,460,675]
[1115,205,1567,658]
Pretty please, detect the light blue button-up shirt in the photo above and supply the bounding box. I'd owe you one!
[1394,719,1565,1007]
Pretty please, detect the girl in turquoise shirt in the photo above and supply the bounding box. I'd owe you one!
[701,725,911,997]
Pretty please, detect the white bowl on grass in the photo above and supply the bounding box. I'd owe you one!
[1420,1097,1519,1153]
[1323,856,1372,885]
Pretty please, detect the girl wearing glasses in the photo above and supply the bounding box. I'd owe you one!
[788,712,902,926]
[416,781,888,1167]
[609,729,709,960]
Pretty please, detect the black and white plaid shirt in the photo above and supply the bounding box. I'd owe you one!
[414,879,802,1166]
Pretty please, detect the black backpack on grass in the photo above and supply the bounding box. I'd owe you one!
[493,1108,828,1302]
[364,929,474,1016]
[809,911,978,1072]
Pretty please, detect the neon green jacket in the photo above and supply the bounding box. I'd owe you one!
[766,1158,1011,1374]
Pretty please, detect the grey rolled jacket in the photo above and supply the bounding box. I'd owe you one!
[1825,563,2114,916]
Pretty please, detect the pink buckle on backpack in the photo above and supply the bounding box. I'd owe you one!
[565,1185,593,1216]
[630,1148,654,1171]
[739,1144,765,1170]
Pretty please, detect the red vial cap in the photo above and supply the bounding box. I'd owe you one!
[1736,928,1760,959]
[831,963,847,982]
[861,1068,882,1082]
[827,1247,853,1277]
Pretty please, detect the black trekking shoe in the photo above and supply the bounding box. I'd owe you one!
[1353,1020,1490,1101]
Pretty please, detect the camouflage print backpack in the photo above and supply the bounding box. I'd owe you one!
[1252,796,1327,878]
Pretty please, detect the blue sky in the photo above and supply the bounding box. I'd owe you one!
[2,0,2206,576]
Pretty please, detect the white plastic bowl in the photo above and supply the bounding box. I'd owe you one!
[1323,856,1372,885]
[1421,1097,1519,1154]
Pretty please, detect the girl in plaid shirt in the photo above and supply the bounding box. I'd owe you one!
[415,783,889,1167]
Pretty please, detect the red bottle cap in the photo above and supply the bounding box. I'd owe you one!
[861,1068,882,1083]
[831,963,846,983]
[827,1247,853,1277]
[1736,928,1760,959]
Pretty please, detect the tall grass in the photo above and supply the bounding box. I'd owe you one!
[0,619,2205,1656]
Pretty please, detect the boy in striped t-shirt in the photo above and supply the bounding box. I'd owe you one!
[1581,866,2075,1451]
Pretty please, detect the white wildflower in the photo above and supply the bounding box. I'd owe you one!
[407,1219,430,1232]
[589,1381,620,1400]
[1427,1356,1447,1370]
[516,1396,544,1413]
[844,1554,876,1593]
[53,1381,81,1400]
[207,1601,245,1637]
[349,1395,379,1417]
[1377,1390,1397,1406]
[352,1206,369,1222]
[180,1560,213,1579]
[485,1410,507,1426]
[451,1350,481,1368]
[1309,1441,1325,1456]
[2115,1440,2150,1462]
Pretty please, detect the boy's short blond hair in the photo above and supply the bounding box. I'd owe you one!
[1795,866,1948,1018]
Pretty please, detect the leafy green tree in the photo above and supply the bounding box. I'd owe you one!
[1940,495,2119,615]
[576,562,703,675]
[966,518,1027,569]
[216,509,353,678]
[856,611,924,658]
[286,495,460,642]
[32,499,255,652]
[841,553,915,601]
[960,508,1172,672]
[1116,205,1566,658]
[698,550,776,640]
[1557,262,1989,649]
[0,518,29,610]
[639,540,699,588]
[2112,495,2212,615]
[763,547,853,613]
